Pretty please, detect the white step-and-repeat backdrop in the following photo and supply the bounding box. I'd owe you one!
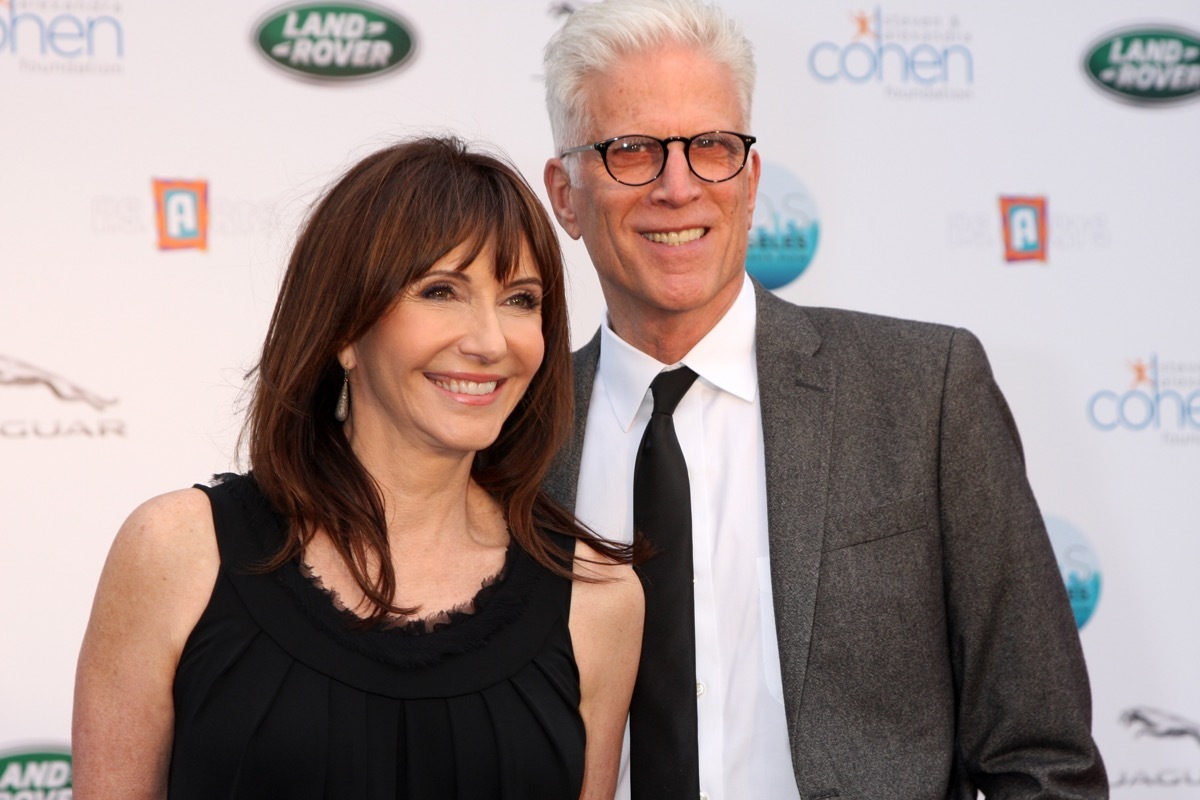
[2,1,1197,795]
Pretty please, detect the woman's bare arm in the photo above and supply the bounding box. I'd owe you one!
[569,541,644,800]
[72,488,219,799]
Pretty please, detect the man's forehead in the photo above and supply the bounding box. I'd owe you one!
[579,50,746,135]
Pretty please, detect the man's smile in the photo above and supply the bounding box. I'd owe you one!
[641,227,708,246]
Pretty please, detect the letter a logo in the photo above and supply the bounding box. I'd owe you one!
[153,178,209,251]
[999,195,1047,262]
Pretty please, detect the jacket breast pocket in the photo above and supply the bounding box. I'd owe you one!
[823,492,933,552]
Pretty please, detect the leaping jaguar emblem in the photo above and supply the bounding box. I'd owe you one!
[1121,707,1200,746]
[0,355,117,411]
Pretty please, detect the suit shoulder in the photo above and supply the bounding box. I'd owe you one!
[757,291,992,385]
[803,305,958,345]
[776,297,982,359]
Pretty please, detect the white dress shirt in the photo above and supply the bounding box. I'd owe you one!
[574,275,800,800]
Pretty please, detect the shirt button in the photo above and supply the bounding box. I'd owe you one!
[696,682,706,697]
[700,793,710,800]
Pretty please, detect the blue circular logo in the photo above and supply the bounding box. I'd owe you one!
[746,162,820,289]
[1044,515,1102,629]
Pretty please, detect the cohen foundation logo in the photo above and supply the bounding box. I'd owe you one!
[1111,707,1200,789]
[1043,516,1101,630]
[253,2,416,81]
[1086,354,1200,446]
[746,162,820,290]
[0,0,124,76]
[1084,26,1200,106]
[0,747,72,799]
[807,7,975,101]
[0,354,125,439]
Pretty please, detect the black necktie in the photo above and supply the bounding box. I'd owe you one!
[630,366,700,799]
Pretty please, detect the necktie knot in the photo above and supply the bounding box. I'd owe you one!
[649,366,699,416]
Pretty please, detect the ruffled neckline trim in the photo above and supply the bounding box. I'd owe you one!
[298,543,515,636]
[213,473,542,671]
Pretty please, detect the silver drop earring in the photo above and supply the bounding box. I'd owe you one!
[335,369,350,422]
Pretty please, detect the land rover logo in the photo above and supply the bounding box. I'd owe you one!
[1083,26,1200,105]
[254,2,416,81]
[0,749,72,797]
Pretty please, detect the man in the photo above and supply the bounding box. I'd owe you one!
[541,1,1106,799]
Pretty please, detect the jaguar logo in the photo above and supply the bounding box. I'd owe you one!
[0,355,117,411]
[1121,706,1200,746]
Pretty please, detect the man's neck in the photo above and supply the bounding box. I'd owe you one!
[605,288,742,365]
[607,320,705,365]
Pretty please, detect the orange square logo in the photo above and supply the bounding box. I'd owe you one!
[999,195,1047,262]
[153,179,209,251]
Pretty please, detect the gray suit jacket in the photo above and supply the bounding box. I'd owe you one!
[545,282,1106,799]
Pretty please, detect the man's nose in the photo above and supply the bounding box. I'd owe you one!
[651,141,704,203]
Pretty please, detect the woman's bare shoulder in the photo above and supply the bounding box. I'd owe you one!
[111,488,217,569]
[569,540,644,623]
[98,487,220,635]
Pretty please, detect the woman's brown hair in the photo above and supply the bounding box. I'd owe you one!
[245,136,623,623]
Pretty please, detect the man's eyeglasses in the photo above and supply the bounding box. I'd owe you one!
[560,131,757,187]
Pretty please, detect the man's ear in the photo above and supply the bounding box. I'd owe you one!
[544,158,582,240]
[745,149,761,226]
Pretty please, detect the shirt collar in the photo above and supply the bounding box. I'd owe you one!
[597,274,758,432]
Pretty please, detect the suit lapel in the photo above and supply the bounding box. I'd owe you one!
[543,331,600,512]
[754,282,834,744]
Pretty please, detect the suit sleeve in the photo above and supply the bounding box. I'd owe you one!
[938,328,1107,799]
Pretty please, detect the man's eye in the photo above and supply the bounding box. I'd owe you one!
[692,135,732,152]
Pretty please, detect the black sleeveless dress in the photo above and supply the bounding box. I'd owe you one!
[168,473,584,799]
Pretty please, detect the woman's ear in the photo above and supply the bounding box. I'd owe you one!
[337,344,356,372]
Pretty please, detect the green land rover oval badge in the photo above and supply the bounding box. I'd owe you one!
[0,749,73,796]
[254,2,416,81]
[1084,26,1200,105]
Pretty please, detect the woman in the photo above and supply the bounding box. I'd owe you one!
[72,137,643,799]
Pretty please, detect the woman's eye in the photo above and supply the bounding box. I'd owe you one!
[505,291,541,310]
[420,283,455,301]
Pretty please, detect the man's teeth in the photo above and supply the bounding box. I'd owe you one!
[434,379,498,395]
[643,227,705,245]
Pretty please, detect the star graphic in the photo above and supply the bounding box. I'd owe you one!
[1128,358,1152,389]
[851,11,873,39]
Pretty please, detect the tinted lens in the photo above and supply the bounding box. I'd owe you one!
[603,136,663,185]
[687,132,748,181]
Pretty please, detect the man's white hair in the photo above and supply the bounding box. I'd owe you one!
[544,0,756,177]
